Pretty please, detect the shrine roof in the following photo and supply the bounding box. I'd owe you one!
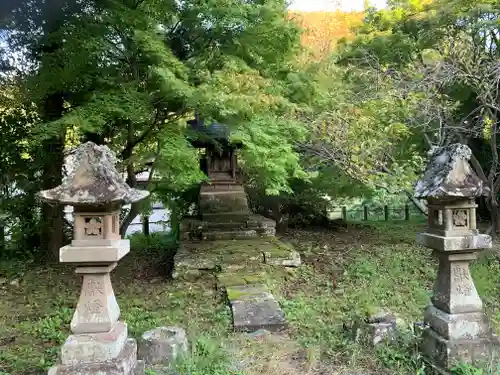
[187,118,243,148]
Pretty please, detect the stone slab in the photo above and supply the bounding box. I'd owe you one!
[264,250,301,267]
[48,338,138,375]
[61,321,128,365]
[217,270,267,287]
[228,285,288,333]
[202,230,259,241]
[72,239,123,247]
[202,212,251,222]
[173,238,297,280]
[416,232,492,252]
[60,242,130,263]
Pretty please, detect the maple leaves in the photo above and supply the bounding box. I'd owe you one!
[288,10,364,59]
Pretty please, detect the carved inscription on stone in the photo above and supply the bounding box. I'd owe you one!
[84,299,103,314]
[452,264,472,296]
[452,210,468,228]
[452,265,470,282]
[85,279,104,297]
[84,217,103,236]
[455,284,473,295]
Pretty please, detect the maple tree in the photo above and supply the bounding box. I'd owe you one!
[288,10,364,59]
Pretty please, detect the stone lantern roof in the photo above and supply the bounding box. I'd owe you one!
[38,142,149,206]
[414,143,486,200]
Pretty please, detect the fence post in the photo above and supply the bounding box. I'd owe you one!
[384,205,389,221]
[142,216,150,236]
[363,205,368,221]
[341,207,347,221]
[405,204,410,221]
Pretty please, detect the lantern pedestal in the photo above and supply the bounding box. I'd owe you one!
[416,236,498,369]
[48,243,142,375]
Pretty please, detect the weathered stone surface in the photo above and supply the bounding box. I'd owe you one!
[199,184,250,215]
[264,250,301,267]
[48,338,138,375]
[429,254,485,315]
[202,230,259,241]
[138,327,188,366]
[421,327,496,370]
[173,239,268,278]
[353,312,397,346]
[180,214,276,241]
[61,322,128,365]
[414,144,486,200]
[60,242,130,264]
[217,271,267,287]
[71,266,120,334]
[134,360,145,375]
[424,306,492,341]
[228,285,288,333]
[38,142,149,206]
[417,232,492,252]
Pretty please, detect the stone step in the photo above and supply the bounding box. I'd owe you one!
[204,221,250,230]
[202,212,251,222]
[226,285,288,333]
[203,230,260,241]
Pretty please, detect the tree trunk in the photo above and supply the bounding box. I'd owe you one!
[40,136,65,261]
[405,191,428,215]
[489,195,498,242]
[0,223,5,256]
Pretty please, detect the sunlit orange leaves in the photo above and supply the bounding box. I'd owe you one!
[288,10,364,59]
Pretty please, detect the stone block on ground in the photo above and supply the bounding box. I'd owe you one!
[353,311,397,346]
[263,246,301,267]
[228,285,288,333]
[138,326,188,366]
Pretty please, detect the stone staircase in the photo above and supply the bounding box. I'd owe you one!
[173,238,301,333]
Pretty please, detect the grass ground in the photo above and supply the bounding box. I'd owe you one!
[1,222,500,375]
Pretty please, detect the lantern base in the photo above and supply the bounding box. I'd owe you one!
[61,321,128,365]
[421,326,499,371]
[48,337,143,375]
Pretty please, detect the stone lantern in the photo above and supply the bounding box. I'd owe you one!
[38,142,149,375]
[414,143,497,371]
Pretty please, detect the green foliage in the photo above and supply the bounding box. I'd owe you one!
[375,328,427,374]
[167,336,244,375]
[128,232,178,255]
[451,361,500,375]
